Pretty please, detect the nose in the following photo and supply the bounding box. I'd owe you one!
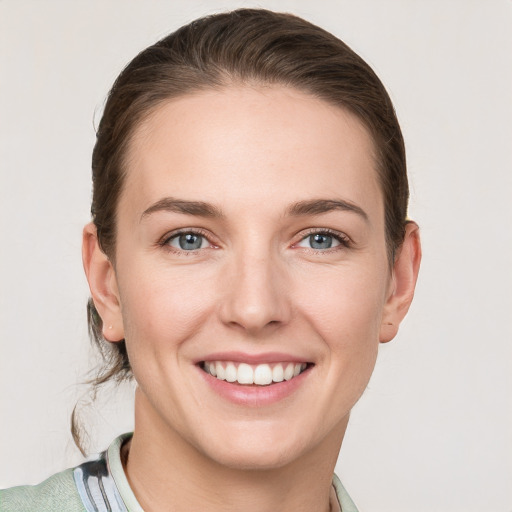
[218,250,291,335]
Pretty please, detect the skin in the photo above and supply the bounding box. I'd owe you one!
[83,85,421,512]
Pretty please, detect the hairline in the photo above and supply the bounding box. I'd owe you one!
[107,80,391,264]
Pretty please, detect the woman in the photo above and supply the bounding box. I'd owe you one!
[1,8,420,511]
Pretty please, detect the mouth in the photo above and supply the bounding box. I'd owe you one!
[200,361,311,386]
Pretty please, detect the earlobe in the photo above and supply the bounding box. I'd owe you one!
[82,223,124,342]
[379,221,421,343]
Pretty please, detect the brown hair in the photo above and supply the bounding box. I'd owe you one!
[75,8,408,451]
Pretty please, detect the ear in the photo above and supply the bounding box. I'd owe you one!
[82,222,124,342]
[379,221,421,343]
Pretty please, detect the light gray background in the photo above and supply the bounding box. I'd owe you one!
[1,1,511,510]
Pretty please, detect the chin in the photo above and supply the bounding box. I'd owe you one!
[192,422,315,471]
[206,442,301,471]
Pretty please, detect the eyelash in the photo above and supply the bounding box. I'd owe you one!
[159,228,216,255]
[293,228,351,253]
[158,227,351,255]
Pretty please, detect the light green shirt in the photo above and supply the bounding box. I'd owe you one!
[1,434,358,511]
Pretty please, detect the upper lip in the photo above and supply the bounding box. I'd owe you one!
[195,351,312,365]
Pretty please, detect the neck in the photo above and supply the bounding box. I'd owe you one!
[124,388,347,512]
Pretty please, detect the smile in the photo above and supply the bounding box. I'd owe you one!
[202,361,309,386]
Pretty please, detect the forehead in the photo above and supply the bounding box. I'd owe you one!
[121,85,382,221]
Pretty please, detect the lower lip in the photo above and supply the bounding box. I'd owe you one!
[197,365,311,406]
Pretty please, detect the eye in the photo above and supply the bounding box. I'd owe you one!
[167,232,209,251]
[296,231,346,250]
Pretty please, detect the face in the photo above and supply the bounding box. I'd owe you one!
[107,86,394,469]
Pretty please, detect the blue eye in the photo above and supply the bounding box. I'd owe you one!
[168,232,208,250]
[297,232,342,250]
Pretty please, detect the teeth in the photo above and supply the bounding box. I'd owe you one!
[204,361,308,386]
[254,364,273,385]
[272,364,284,383]
[284,363,294,381]
[225,362,237,382]
[237,363,254,384]
[216,362,226,380]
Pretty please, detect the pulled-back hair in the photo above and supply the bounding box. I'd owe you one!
[75,8,408,452]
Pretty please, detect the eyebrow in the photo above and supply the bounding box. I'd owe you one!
[286,199,369,221]
[140,197,368,222]
[141,197,224,220]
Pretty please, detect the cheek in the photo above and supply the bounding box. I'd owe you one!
[298,262,387,400]
[298,264,388,347]
[116,262,218,361]
[301,267,385,407]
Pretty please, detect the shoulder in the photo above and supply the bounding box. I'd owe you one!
[0,468,86,512]
[0,433,134,512]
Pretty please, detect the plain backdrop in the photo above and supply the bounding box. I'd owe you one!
[1,1,511,511]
